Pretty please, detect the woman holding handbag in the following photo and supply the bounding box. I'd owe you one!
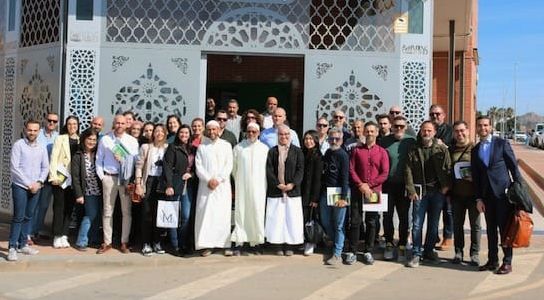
[301,130,323,256]
[163,124,196,256]
[71,129,102,251]
[49,115,80,249]
[134,124,169,256]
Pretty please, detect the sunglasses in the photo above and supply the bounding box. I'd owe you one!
[328,137,341,141]
[247,115,256,119]
[247,130,259,134]
[393,124,406,129]
[216,118,228,121]
[47,119,59,123]
[389,111,401,115]
[333,116,344,119]
[317,124,328,128]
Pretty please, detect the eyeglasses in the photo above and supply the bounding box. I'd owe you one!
[393,124,406,129]
[389,111,401,115]
[247,130,259,134]
[328,137,341,141]
[47,119,59,123]
[216,118,227,122]
[317,124,328,128]
[333,116,344,119]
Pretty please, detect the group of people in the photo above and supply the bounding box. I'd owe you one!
[6,97,521,275]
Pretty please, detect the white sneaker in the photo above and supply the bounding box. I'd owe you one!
[61,235,70,248]
[303,243,315,256]
[7,248,18,261]
[19,246,39,255]
[53,236,63,249]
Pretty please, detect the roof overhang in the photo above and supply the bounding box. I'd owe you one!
[433,0,475,52]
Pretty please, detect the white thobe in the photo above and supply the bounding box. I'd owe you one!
[231,139,269,246]
[194,138,233,250]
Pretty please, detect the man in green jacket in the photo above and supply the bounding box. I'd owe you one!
[405,121,452,268]
[379,116,416,261]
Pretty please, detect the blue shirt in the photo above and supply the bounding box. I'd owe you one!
[37,128,58,158]
[478,135,493,167]
[10,138,50,189]
[260,127,300,148]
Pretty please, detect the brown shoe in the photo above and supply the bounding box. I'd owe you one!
[96,243,112,254]
[496,263,512,275]
[120,243,130,254]
[436,238,453,251]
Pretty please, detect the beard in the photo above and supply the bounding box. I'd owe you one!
[330,144,341,150]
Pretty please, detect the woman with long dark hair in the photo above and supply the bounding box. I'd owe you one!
[71,129,102,251]
[166,115,182,144]
[49,115,80,248]
[163,124,196,255]
[301,130,323,256]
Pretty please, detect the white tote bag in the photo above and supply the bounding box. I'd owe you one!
[156,200,180,228]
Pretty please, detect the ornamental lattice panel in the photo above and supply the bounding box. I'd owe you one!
[19,0,61,48]
[113,63,188,123]
[106,0,397,52]
[20,67,54,125]
[1,57,16,209]
[68,49,97,130]
[316,70,384,127]
[401,61,427,131]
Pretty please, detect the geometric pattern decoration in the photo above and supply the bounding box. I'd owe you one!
[401,61,428,131]
[68,49,97,130]
[106,0,396,52]
[112,55,129,72]
[20,66,54,126]
[113,63,187,124]
[1,57,16,209]
[316,70,384,127]
[203,8,304,49]
[20,0,61,48]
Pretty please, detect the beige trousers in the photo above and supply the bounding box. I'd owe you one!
[102,175,131,245]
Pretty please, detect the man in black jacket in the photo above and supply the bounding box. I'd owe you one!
[471,116,521,275]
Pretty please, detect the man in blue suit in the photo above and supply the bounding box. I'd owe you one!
[471,116,521,275]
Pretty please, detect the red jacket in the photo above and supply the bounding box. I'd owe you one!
[349,143,390,192]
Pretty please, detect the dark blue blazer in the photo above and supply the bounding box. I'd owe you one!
[471,136,520,200]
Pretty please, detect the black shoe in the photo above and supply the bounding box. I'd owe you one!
[469,255,480,267]
[423,251,441,265]
[478,261,499,272]
[452,252,463,264]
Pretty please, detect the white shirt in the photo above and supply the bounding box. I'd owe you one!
[225,115,242,140]
[96,132,139,180]
[148,146,165,177]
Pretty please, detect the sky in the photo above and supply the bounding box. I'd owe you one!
[477,0,544,116]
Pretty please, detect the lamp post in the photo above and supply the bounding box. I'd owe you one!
[513,62,518,143]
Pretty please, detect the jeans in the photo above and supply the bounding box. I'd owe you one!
[9,184,40,249]
[439,198,454,240]
[412,191,445,257]
[31,182,52,236]
[452,195,481,257]
[169,186,193,250]
[76,195,102,247]
[383,182,411,246]
[320,193,347,257]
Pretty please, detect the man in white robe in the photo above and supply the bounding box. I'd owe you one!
[231,123,269,254]
[194,121,233,256]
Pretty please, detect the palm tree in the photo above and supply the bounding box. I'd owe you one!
[488,106,498,129]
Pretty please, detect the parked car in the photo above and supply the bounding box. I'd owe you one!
[514,131,527,143]
[530,130,544,148]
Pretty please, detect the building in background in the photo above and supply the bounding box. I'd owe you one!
[0,0,477,214]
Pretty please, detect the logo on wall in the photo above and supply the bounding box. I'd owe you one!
[113,63,187,123]
[316,70,384,126]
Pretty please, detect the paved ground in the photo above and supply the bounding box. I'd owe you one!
[0,143,543,299]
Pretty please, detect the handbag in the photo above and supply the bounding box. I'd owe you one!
[156,199,180,228]
[126,183,142,203]
[502,209,533,248]
[304,207,326,244]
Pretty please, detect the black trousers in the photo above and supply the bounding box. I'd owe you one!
[52,186,75,237]
[452,195,481,256]
[483,194,514,264]
[383,182,411,246]
[349,189,379,253]
[141,176,162,245]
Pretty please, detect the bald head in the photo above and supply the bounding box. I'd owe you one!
[91,116,104,132]
[266,96,279,114]
[112,115,126,136]
[272,107,287,127]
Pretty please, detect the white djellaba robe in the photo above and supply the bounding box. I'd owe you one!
[194,137,233,250]
[231,139,269,246]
